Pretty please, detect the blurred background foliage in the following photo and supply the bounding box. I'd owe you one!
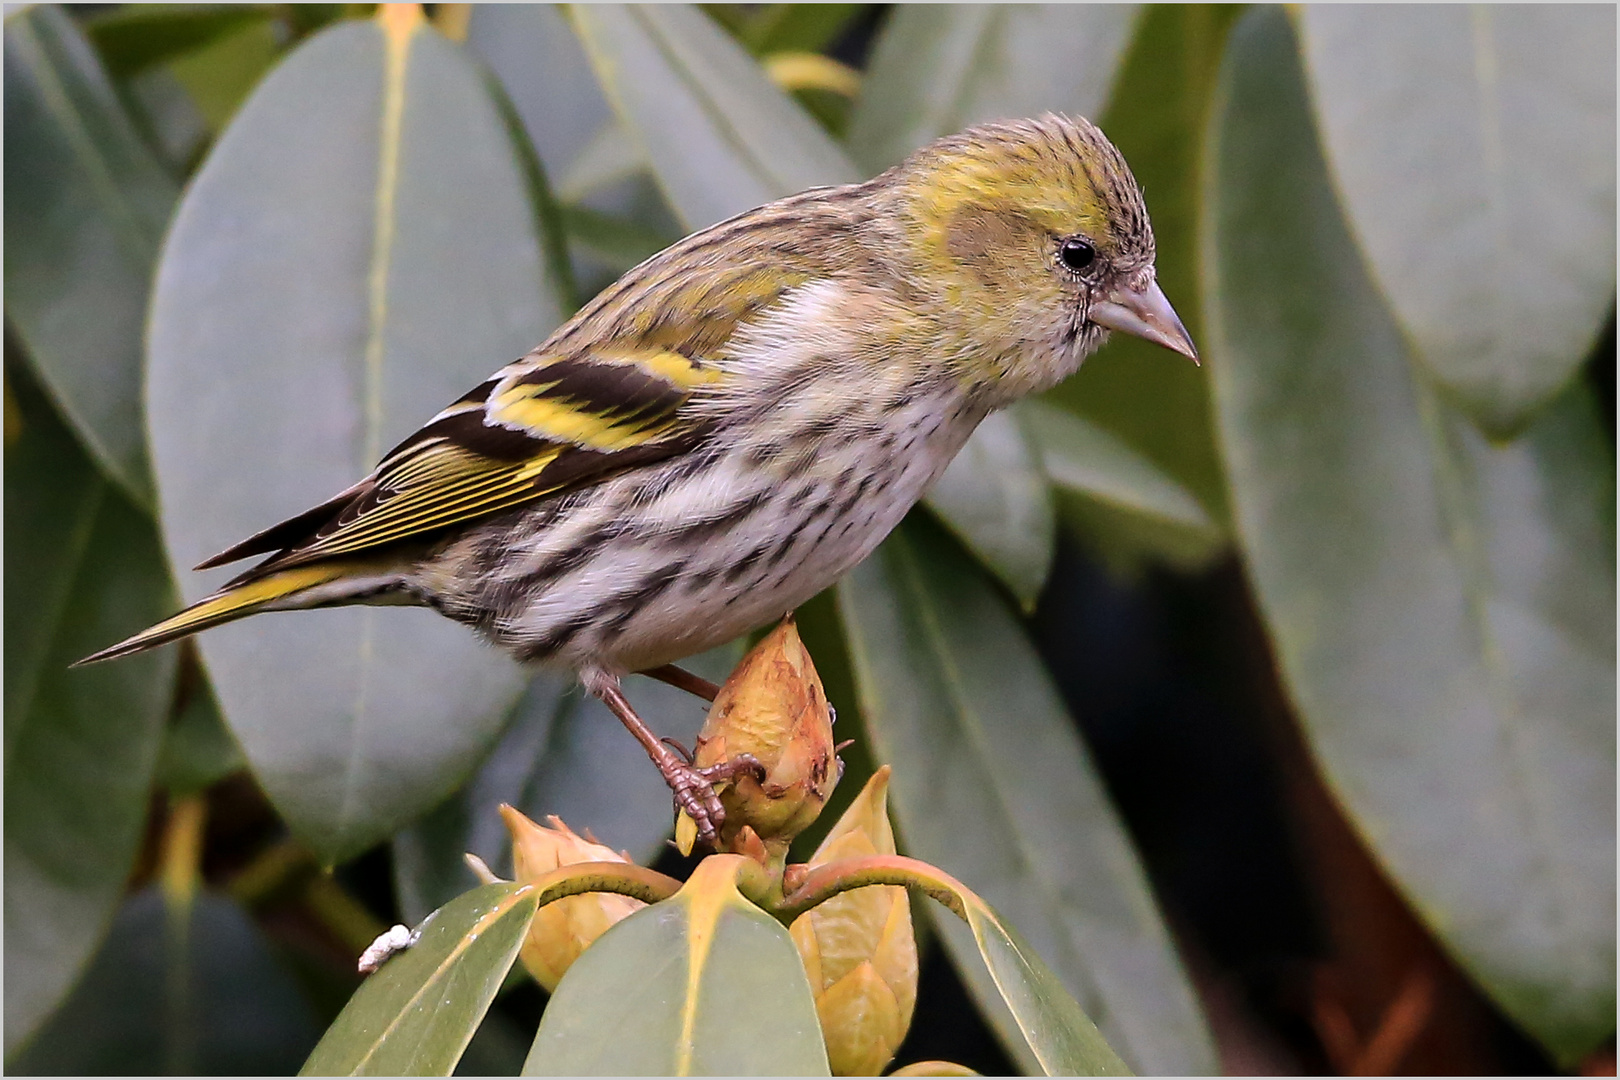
[3,3,1613,1074]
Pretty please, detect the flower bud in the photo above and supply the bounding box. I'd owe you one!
[500,805,644,992]
[789,767,917,1075]
[690,617,837,849]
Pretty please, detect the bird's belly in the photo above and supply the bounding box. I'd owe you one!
[433,390,983,674]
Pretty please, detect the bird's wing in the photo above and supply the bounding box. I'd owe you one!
[202,347,723,579]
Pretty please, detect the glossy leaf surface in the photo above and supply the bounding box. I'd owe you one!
[837,517,1215,1075]
[849,4,1139,172]
[145,12,566,862]
[4,5,177,503]
[4,371,177,1056]
[302,882,539,1076]
[1205,9,1616,1060]
[525,856,829,1076]
[1298,5,1617,434]
[571,3,859,231]
[960,895,1128,1078]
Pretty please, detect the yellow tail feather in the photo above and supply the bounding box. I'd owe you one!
[74,564,352,666]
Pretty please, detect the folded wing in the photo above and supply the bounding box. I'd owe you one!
[203,347,723,585]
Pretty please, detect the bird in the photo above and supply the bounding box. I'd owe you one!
[80,114,1197,845]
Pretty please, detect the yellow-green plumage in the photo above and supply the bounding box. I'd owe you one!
[80,115,1195,838]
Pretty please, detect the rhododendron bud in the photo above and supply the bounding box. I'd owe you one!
[500,805,643,991]
[688,616,838,851]
[789,767,917,1075]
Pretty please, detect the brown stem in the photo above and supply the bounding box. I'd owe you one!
[772,854,971,924]
[638,663,722,702]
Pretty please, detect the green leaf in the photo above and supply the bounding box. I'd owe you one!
[394,648,738,922]
[83,3,274,78]
[779,851,1130,1076]
[738,4,862,57]
[552,119,648,202]
[1204,8,1616,1062]
[1021,400,1212,532]
[154,673,244,797]
[1044,4,1241,532]
[303,882,540,1077]
[145,11,568,863]
[1022,399,1222,575]
[4,5,178,504]
[958,893,1128,1078]
[524,856,829,1076]
[570,3,860,231]
[122,65,210,174]
[557,203,674,274]
[848,4,1140,173]
[392,673,572,924]
[9,886,321,1075]
[165,13,283,134]
[1297,6,1617,436]
[465,3,612,180]
[924,408,1054,609]
[836,516,1216,1075]
[3,368,178,1056]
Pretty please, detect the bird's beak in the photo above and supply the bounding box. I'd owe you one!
[1088,280,1199,364]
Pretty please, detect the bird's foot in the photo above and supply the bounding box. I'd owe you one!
[659,753,766,847]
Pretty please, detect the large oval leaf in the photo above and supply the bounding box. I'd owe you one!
[848,4,1140,172]
[524,855,829,1076]
[1204,8,1616,1061]
[4,5,176,503]
[146,10,568,862]
[302,881,539,1076]
[837,517,1215,1075]
[1297,5,1616,435]
[4,369,177,1056]
[569,3,859,232]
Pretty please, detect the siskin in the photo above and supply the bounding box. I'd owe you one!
[82,115,1196,843]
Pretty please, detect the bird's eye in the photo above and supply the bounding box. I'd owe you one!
[1059,238,1096,272]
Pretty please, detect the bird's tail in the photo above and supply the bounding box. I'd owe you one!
[74,563,362,666]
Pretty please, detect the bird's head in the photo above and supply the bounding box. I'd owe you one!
[876,114,1197,401]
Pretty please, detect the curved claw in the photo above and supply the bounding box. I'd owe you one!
[664,760,728,846]
[663,754,769,848]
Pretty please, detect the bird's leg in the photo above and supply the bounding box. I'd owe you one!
[588,673,762,847]
[637,663,721,702]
